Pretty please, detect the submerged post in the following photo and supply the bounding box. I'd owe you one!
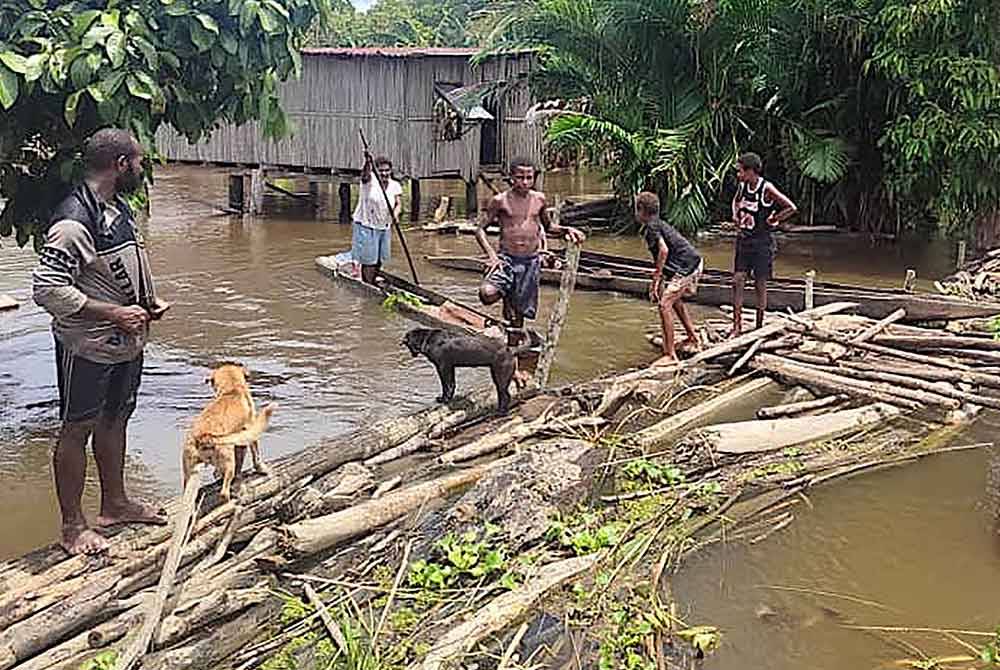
[338,183,352,224]
[465,179,479,218]
[957,240,968,270]
[410,178,421,223]
[903,269,917,293]
[804,270,816,310]
[534,241,582,388]
[227,174,245,213]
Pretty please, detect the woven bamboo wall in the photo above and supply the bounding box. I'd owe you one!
[155,50,539,182]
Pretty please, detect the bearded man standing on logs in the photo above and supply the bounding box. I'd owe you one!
[32,128,169,555]
[730,152,798,336]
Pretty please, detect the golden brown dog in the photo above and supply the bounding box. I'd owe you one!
[182,363,275,501]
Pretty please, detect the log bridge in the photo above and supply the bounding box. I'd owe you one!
[0,302,993,670]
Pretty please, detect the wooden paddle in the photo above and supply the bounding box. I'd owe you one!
[359,128,420,285]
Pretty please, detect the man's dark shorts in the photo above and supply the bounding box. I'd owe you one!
[55,339,143,424]
[484,252,540,321]
[734,240,773,281]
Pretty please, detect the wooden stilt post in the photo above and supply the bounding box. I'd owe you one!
[534,241,581,388]
[308,181,321,216]
[249,167,265,216]
[338,183,352,224]
[957,240,967,270]
[465,179,478,218]
[804,270,816,310]
[410,178,421,223]
[228,174,245,213]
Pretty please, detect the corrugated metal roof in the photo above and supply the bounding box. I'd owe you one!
[301,47,481,58]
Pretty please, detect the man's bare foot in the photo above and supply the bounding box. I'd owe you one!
[677,338,702,354]
[96,500,168,528]
[61,525,110,555]
[651,355,679,367]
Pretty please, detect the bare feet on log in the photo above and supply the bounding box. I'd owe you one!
[61,525,110,555]
[96,499,168,528]
[677,338,701,355]
[651,355,679,367]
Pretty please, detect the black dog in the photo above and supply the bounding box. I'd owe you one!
[402,328,535,413]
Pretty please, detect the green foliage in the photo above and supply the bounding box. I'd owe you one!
[307,0,491,48]
[546,511,623,555]
[0,0,331,247]
[381,291,425,312]
[621,459,685,487]
[79,651,118,670]
[483,0,1000,237]
[866,0,1000,234]
[408,527,507,590]
[981,627,1000,665]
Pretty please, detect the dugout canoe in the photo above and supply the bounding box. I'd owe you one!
[425,250,1000,322]
[315,255,502,337]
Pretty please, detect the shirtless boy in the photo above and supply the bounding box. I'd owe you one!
[475,157,585,347]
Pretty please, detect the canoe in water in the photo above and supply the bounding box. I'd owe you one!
[314,255,506,338]
[425,250,1000,322]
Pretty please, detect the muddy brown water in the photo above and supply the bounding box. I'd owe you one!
[1,166,997,667]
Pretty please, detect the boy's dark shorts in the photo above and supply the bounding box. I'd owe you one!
[483,252,540,321]
[734,241,774,281]
[55,338,143,424]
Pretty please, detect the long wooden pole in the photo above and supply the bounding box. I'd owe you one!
[359,128,420,285]
[534,241,581,387]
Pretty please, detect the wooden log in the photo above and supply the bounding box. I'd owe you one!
[853,308,906,344]
[131,595,282,670]
[303,584,348,655]
[728,338,763,376]
[871,334,1000,352]
[615,302,859,384]
[828,366,1000,410]
[634,377,776,448]
[756,395,847,419]
[116,473,201,670]
[698,403,901,454]
[838,359,1000,391]
[279,465,502,557]
[783,315,971,371]
[937,348,1000,365]
[81,585,268,653]
[0,294,19,311]
[437,415,603,465]
[364,435,429,466]
[750,354,954,412]
[415,553,598,670]
[0,391,492,621]
[534,241,581,387]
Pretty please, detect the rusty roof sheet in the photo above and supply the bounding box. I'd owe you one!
[301,47,482,58]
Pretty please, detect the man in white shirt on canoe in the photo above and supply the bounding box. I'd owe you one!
[352,151,403,284]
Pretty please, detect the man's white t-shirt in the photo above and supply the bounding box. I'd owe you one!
[353,178,403,230]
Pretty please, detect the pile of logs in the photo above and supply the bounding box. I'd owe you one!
[0,302,992,670]
[937,247,1000,301]
[726,308,1000,421]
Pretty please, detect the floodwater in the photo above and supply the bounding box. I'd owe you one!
[0,166,996,668]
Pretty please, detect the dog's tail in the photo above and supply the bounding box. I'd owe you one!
[210,403,277,446]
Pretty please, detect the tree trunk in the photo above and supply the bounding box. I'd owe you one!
[699,403,901,454]
[974,209,1000,252]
